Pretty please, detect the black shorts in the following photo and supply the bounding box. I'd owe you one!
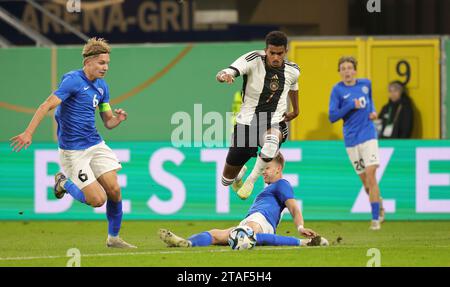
[226,121,288,166]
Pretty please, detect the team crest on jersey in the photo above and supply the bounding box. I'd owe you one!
[362,86,369,94]
[269,74,279,92]
[98,88,104,96]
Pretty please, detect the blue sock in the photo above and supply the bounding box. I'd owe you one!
[188,232,213,247]
[63,180,86,204]
[371,202,380,220]
[256,233,301,246]
[106,200,123,237]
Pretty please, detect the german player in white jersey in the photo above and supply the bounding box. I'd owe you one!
[216,31,300,200]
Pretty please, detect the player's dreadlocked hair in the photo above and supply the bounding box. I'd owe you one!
[265,31,288,48]
[338,56,358,71]
[82,37,111,60]
[273,152,285,169]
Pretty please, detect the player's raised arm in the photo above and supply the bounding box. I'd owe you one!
[216,51,258,84]
[99,103,128,130]
[285,199,317,238]
[216,68,237,84]
[10,94,62,152]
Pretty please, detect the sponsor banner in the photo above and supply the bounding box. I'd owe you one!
[1,140,449,220]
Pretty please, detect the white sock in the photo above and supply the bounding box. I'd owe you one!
[108,234,118,240]
[221,176,235,186]
[247,156,268,184]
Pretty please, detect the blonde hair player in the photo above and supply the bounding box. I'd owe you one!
[10,38,136,248]
[328,56,385,230]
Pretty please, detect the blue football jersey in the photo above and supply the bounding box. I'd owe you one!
[246,179,295,233]
[328,78,377,147]
[54,69,110,150]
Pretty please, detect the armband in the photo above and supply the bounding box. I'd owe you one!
[99,103,111,112]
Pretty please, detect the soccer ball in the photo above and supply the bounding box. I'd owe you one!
[228,226,257,250]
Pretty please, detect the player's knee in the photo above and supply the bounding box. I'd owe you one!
[90,195,106,207]
[209,229,225,244]
[107,185,122,202]
[367,177,378,189]
[260,134,279,162]
[88,188,107,207]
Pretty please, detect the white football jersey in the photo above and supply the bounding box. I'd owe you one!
[227,50,300,125]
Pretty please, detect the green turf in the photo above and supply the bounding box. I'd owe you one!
[0,220,449,267]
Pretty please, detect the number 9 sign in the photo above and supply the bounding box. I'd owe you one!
[396,60,411,85]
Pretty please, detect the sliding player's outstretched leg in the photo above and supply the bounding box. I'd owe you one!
[159,228,233,248]
[256,233,328,247]
[158,228,329,248]
[158,229,192,247]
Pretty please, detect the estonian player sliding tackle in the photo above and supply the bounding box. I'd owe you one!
[216,31,300,200]
[328,56,385,230]
[10,38,136,248]
[159,153,329,248]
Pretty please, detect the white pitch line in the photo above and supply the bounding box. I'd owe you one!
[2,245,449,261]
[0,246,301,261]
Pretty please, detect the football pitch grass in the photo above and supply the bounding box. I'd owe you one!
[0,220,449,267]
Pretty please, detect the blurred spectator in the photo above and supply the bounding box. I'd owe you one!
[377,81,414,139]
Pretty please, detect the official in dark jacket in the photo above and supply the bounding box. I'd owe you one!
[378,81,414,139]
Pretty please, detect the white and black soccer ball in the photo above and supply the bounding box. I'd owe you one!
[228,226,257,250]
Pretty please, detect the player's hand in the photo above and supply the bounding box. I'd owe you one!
[282,111,299,122]
[299,227,317,238]
[10,131,32,152]
[369,112,378,120]
[114,108,128,121]
[217,72,235,84]
[354,99,361,109]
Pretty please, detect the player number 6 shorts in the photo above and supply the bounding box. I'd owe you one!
[58,141,122,189]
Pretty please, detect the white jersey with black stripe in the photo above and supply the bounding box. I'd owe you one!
[226,50,300,125]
